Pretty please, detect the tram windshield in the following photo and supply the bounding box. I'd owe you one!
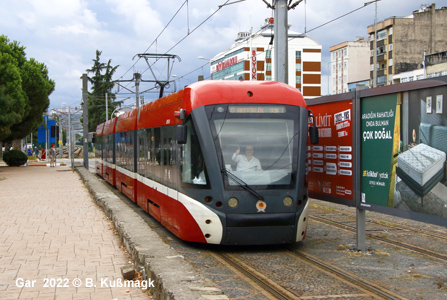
[206,104,300,188]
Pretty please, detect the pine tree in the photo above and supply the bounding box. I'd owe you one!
[85,50,121,132]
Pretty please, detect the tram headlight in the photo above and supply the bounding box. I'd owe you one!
[283,196,293,207]
[228,197,239,208]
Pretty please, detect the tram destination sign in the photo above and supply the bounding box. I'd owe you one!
[228,105,286,114]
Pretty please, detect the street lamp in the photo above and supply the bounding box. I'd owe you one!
[111,105,134,118]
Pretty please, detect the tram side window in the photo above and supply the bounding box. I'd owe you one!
[145,129,153,179]
[107,134,114,163]
[151,128,162,181]
[95,136,102,159]
[162,127,176,186]
[138,130,147,177]
[116,131,134,171]
[181,121,208,185]
[125,131,134,172]
[104,136,109,162]
[116,132,124,168]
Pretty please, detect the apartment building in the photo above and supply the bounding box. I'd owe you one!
[329,37,370,94]
[210,17,322,100]
[367,4,447,87]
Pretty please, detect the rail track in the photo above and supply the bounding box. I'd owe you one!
[310,214,447,262]
[210,250,407,300]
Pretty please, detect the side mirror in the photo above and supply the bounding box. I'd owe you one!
[309,126,319,145]
[177,125,187,144]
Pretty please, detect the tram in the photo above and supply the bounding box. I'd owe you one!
[95,80,318,245]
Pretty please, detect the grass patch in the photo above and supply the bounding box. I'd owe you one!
[310,203,336,212]
[375,249,391,256]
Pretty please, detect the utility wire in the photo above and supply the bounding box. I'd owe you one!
[117,0,189,81]
[172,2,373,84]
[138,0,231,77]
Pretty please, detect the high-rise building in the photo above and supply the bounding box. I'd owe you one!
[329,37,370,94]
[209,17,322,100]
[367,4,447,87]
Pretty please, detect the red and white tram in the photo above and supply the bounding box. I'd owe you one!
[95,80,317,245]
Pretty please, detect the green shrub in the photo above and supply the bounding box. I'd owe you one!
[3,150,28,166]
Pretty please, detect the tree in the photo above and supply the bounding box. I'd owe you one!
[0,36,27,141]
[6,59,55,142]
[0,35,55,147]
[85,50,121,132]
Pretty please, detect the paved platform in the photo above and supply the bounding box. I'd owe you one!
[0,165,151,300]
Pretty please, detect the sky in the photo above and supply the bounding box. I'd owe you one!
[1,0,445,110]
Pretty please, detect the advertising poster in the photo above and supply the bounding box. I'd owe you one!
[361,94,400,207]
[308,100,354,204]
[361,88,447,222]
[396,88,447,219]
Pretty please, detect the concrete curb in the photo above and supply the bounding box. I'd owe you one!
[76,167,228,300]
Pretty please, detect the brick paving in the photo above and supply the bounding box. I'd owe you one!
[0,166,151,300]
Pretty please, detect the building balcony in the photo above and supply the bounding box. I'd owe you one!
[377,53,387,62]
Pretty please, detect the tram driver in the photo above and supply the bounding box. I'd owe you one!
[231,145,263,172]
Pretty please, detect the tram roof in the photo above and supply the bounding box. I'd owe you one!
[184,80,306,111]
[103,117,117,135]
[112,80,306,131]
[95,123,104,136]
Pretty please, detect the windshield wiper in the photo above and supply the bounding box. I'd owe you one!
[221,168,264,201]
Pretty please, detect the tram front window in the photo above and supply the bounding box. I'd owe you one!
[207,104,299,187]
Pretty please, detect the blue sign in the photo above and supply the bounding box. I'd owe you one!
[37,117,56,144]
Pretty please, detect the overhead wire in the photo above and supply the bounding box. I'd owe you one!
[117,0,189,81]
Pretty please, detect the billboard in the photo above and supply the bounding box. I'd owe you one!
[307,77,447,227]
[307,96,355,206]
[359,86,447,223]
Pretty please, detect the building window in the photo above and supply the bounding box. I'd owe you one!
[389,59,393,66]
[377,29,387,41]
[296,63,301,71]
[377,76,387,84]
[389,44,393,51]
[344,48,347,56]
[266,63,272,71]
[266,50,272,58]
[370,34,374,41]
[371,50,374,57]
[389,27,393,35]
[296,51,301,59]
[266,75,272,81]
[371,64,374,71]
[296,76,301,84]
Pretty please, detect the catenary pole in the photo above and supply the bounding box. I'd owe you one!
[82,73,89,170]
[274,0,289,84]
[106,93,108,121]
